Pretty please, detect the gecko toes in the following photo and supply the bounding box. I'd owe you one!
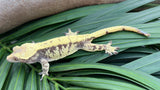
[65,28,78,36]
[39,72,43,75]
[105,43,119,56]
[40,74,45,81]
[105,51,118,56]
[113,51,118,55]
[39,71,49,81]
[115,47,119,50]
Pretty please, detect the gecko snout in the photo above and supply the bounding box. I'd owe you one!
[7,55,19,63]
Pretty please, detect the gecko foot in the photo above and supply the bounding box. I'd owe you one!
[105,41,119,56]
[65,28,79,36]
[39,71,49,81]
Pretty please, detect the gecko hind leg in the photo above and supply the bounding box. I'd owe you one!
[39,58,49,80]
[65,28,79,36]
[82,41,119,55]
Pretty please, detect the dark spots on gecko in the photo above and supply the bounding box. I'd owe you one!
[36,46,56,59]
[57,45,63,56]
[106,31,108,34]
[26,42,77,62]
[93,46,96,50]
[76,41,84,48]
[57,45,62,50]
[63,44,67,48]
[98,46,102,50]
[50,46,56,51]
[122,28,125,31]
[48,46,56,56]
[68,42,72,53]
[58,44,68,49]
[86,37,95,42]
[37,48,49,58]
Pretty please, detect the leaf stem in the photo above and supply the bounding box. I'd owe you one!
[26,64,41,72]
[0,42,12,53]
[47,76,66,90]
[26,64,66,90]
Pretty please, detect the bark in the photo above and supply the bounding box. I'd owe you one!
[0,0,124,34]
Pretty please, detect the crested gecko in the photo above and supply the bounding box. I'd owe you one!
[7,26,150,80]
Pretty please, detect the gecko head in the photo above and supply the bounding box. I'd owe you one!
[7,43,37,63]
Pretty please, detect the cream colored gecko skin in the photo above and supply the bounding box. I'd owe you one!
[7,26,150,80]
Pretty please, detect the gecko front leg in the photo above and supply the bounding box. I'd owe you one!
[82,41,119,55]
[39,58,49,80]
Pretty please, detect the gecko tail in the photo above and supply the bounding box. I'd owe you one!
[90,26,150,38]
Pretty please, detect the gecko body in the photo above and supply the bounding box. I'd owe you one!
[7,26,150,80]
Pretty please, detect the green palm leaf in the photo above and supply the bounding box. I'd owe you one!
[1,0,160,89]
